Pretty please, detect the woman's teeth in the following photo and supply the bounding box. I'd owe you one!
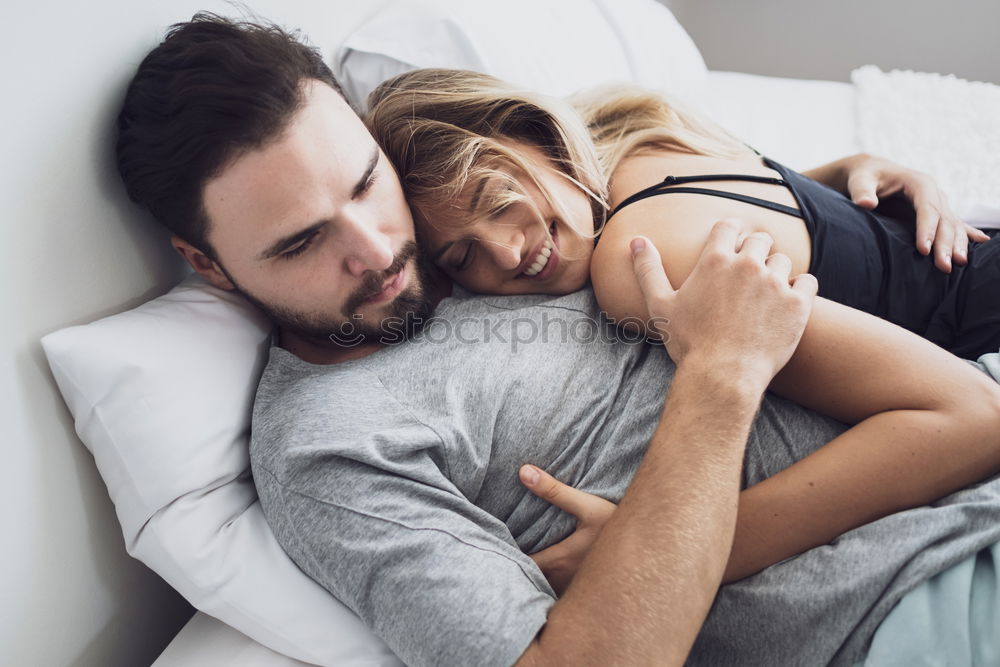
[523,239,553,277]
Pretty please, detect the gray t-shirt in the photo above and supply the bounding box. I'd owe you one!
[250,288,1000,666]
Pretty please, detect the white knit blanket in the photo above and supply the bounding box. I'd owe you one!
[852,65,1000,228]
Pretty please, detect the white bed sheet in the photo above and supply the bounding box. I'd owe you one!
[154,612,316,667]
[154,70,860,667]
[697,70,859,171]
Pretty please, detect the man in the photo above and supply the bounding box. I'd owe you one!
[116,14,1000,666]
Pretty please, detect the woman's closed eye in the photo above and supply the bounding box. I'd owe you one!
[486,201,513,220]
[448,242,476,271]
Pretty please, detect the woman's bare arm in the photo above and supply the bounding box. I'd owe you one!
[591,214,1000,582]
[727,295,1000,580]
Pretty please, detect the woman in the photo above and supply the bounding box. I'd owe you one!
[368,68,998,358]
[365,68,1000,585]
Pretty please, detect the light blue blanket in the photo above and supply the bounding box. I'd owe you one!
[863,541,1000,666]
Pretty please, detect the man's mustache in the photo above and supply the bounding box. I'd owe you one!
[343,241,419,316]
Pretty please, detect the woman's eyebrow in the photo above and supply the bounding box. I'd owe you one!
[472,182,517,222]
[468,178,489,213]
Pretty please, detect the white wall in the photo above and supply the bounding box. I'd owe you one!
[664,0,1000,84]
[1,2,386,665]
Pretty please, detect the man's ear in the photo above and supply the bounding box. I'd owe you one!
[171,235,235,290]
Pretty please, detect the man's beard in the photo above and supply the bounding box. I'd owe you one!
[220,241,434,348]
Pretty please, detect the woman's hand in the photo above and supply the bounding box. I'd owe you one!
[809,154,989,272]
[518,464,616,596]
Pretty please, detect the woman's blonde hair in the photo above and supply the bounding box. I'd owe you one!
[569,84,749,181]
[366,68,608,250]
[366,69,749,251]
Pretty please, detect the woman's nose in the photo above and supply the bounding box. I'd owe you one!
[481,225,525,272]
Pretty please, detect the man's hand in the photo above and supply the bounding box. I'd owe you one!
[807,154,990,273]
[516,222,815,666]
[631,220,818,386]
[519,465,616,596]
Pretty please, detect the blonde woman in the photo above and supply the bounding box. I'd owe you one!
[366,68,1000,587]
[369,68,998,358]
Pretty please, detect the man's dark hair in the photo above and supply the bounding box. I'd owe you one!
[115,12,343,257]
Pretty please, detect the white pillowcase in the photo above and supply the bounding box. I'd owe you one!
[42,275,403,666]
[42,2,706,664]
[336,0,707,111]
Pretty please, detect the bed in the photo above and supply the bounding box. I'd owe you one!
[37,0,1000,665]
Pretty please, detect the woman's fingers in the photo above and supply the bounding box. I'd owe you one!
[527,537,578,596]
[520,464,618,596]
[519,465,616,525]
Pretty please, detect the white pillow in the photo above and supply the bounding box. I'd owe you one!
[335,0,707,111]
[41,275,404,667]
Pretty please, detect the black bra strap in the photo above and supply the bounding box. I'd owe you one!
[609,174,803,220]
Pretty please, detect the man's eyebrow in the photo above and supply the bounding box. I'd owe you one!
[257,219,327,261]
[351,146,380,199]
[257,147,380,262]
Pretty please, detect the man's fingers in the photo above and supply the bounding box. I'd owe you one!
[765,252,793,283]
[737,231,774,263]
[847,171,880,209]
[967,224,991,243]
[913,200,940,256]
[952,227,970,266]
[932,216,956,273]
[629,236,675,306]
[790,272,819,299]
[702,218,743,254]
[519,465,614,524]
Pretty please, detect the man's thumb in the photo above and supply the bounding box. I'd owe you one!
[629,236,675,303]
[848,172,879,209]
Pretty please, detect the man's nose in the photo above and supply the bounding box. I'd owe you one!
[482,225,525,272]
[340,208,395,276]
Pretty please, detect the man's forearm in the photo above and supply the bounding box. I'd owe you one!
[801,154,864,192]
[518,362,766,666]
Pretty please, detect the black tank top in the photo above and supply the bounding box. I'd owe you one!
[607,157,1000,359]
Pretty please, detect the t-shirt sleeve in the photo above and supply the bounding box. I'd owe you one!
[254,452,555,667]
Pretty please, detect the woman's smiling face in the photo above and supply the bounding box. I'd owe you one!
[418,139,596,296]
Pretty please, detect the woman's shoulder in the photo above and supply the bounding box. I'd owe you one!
[608,149,762,208]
